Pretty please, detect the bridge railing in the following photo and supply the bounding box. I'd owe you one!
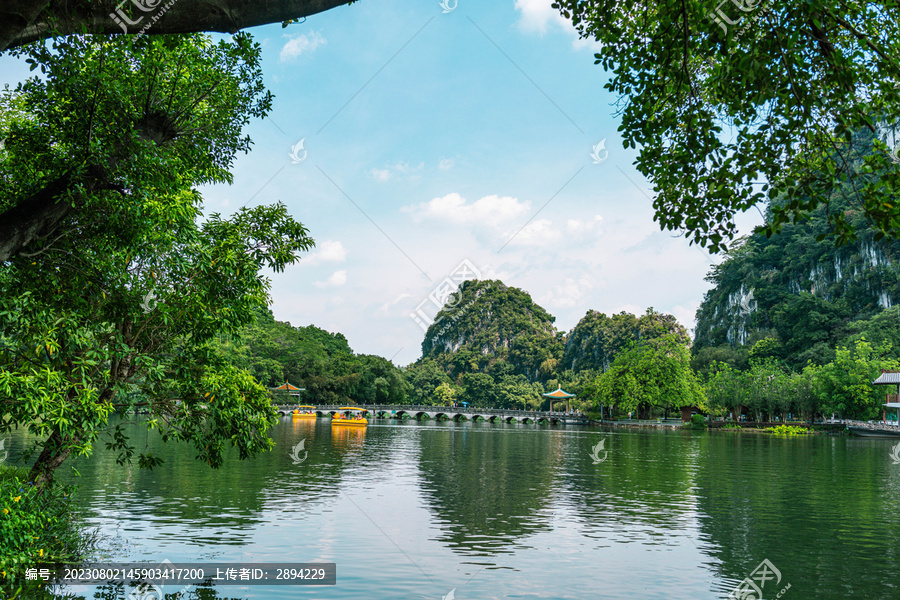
[274,403,586,418]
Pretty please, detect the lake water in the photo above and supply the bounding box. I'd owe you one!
[6,418,900,599]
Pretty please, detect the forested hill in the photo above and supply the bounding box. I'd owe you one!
[562,309,690,373]
[215,308,409,404]
[217,284,694,413]
[694,200,900,370]
[421,279,562,382]
[406,280,696,411]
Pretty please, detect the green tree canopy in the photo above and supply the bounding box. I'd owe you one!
[563,308,690,372]
[814,338,900,419]
[0,33,314,488]
[216,308,410,405]
[595,334,705,417]
[0,32,272,262]
[556,0,900,250]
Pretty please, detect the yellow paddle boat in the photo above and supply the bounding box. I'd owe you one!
[331,407,368,427]
[292,405,317,419]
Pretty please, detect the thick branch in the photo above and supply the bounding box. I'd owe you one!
[1,0,355,52]
[0,174,75,263]
[0,165,116,262]
[29,428,79,489]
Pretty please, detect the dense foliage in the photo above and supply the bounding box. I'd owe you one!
[700,337,900,422]
[405,281,695,413]
[556,0,900,250]
[215,308,410,405]
[0,465,94,598]
[421,280,563,383]
[562,308,690,372]
[0,34,313,488]
[689,187,900,421]
[584,334,705,419]
[694,194,900,373]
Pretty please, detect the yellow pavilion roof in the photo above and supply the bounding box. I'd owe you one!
[542,387,575,398]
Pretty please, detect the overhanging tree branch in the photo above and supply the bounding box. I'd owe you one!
[0,166,119,263]
[0,0,356,52]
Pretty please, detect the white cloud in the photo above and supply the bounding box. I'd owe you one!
[541,276,595,309]
[369,168,393,182]
[605,303,645,320]
[502,214,603,247]
[303,240,348,265]
[403,193,531,227]
[515,0,569,34]
[367,161,423,182]
[515,0,602,52]
[314,270,347,288]
[438,158,455,170]
[566,214,603,234]
[380,293,413,316]
[280,31,326,62]
[503,218,561,246]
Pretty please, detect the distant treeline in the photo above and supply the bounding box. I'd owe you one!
[214,308,409,405]
[224,202,900,421]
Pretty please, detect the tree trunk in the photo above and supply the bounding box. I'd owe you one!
[28,428,79,490]
[0,173,75,262]
[0,165,119,262]
[1,0,354,52]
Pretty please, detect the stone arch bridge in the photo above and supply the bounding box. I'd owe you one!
[274,404,590,425]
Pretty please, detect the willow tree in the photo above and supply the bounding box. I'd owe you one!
[556,0,900,251]
[0,33,314,487]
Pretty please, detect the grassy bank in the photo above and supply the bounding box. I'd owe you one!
[0,464,95,599]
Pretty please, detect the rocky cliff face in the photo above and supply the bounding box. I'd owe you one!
[694,214,900,351]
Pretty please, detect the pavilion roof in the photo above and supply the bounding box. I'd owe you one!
[873,371,900,385]
[271,382,305,391]
[542,387,575,398]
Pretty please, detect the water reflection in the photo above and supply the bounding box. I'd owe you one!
[6,419,900,599]
[330,424,366,452]
[417,426,554,556]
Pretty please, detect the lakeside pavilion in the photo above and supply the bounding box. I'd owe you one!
[270,381,305,401]
[543,387,575,413]
[873,370,900,425]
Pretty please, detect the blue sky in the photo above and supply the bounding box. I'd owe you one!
[1,0,761,366]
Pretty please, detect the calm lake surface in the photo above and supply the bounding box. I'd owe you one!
[7,418,900,599]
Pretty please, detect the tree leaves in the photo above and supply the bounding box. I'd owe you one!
[0,33,313,486]
[555,0,900,251]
